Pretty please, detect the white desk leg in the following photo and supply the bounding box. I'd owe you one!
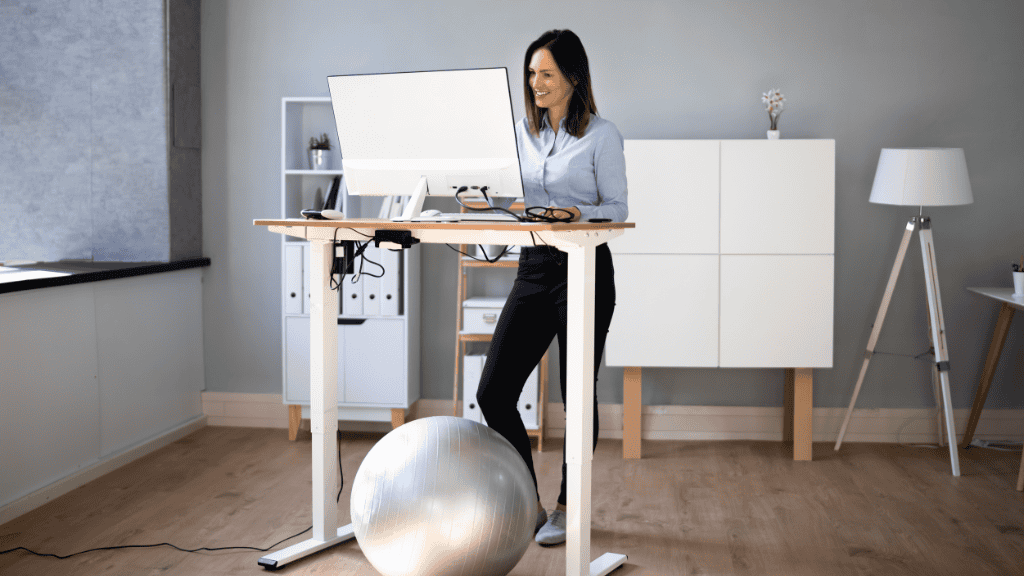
[258,239,354,569]
[565,244,627,576]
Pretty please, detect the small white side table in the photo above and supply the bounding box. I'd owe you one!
[964,287,1024,491]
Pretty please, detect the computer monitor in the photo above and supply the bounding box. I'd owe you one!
[327,68,523,221]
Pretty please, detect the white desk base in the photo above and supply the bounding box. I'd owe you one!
[257,219,630,575]
[257,524,355,569]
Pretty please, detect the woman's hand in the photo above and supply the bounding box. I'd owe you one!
[544,206,581,222]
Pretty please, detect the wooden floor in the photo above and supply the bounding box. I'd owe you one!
[1,426,1021,576]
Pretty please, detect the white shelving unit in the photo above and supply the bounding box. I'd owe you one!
[280,97,420,439]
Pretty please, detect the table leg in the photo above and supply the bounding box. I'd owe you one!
[259,239,353,569]
[565,244,627,576]
[962,303,1015,448]
[623,367,642,459]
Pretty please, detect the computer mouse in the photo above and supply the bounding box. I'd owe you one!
[420,209,442,217]
[321,210,346,220]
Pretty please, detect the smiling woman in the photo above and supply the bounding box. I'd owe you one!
[474,28,629,548]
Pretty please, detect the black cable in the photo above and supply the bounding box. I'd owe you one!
[1,434,347,561]
[445,243,511,264]
[453,187,574,224]
[351,241,385,281]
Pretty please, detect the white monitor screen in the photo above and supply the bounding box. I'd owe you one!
[327,68,523,199]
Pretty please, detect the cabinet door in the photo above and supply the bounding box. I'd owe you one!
[284,316,346,404]
[605,254,718,367]
[720,140,834,255]
[719,255,833,368]
[611,140,719,255]
[342,318,405,405]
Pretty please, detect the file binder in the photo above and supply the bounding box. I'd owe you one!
[284,244,303,315]
[361,245,381,316]
[342,274,363,315]
[462,353,539,427]
[381,249,401,316]
[463,354,485,423]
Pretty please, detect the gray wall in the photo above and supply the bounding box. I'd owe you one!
[201,0,1024,410]
[0,0,202,263]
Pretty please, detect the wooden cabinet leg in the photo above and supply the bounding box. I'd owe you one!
[793,368,813,461]
[783,369,794,443]
[288,404,301,441]
[391,408,405,429]
[624,367,642,459]
[1017,449,1023,492]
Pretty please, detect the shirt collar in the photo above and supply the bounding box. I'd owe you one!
[540,114,565,132]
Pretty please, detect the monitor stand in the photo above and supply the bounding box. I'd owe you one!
[391,176,429,222]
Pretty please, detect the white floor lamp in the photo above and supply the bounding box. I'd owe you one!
[835,148,973,477]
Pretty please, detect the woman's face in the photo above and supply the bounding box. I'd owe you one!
[528,48,573,112]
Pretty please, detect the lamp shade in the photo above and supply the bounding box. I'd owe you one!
[869,148,973,206]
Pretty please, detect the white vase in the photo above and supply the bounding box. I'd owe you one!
[767,130,780,140]
[1013,271,1024,297]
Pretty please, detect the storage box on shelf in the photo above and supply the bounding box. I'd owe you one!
[280,97,420,440]
[452,201,548,451]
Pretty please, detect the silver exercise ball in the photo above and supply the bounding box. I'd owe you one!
[350,416,536,576]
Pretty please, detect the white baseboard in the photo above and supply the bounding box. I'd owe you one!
[203,392,1023,444]
[0,415,208,526]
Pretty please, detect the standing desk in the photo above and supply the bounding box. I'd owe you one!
[254,217,633,575]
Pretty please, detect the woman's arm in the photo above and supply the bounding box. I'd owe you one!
[576,124,628,223]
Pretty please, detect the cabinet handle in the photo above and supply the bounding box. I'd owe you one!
[386,294,393,299]
[483,314,497,323]
[369,294,375,300]
[290,292,297,298]
[525,403,532,410]
[469,403,476,409]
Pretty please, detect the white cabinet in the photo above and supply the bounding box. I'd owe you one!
[606,139,834,369]
[720,140,835,255]
[279,98,420,423]
[613,140,719,255]
[719,255,833,368]
[605,254,719,367]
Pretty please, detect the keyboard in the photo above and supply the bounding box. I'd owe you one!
[407,212,520,222]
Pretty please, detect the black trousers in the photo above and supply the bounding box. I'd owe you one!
[476,243,616,506]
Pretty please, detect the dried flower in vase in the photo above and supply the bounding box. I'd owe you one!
[762,89,785,130]
[309,133,332,150]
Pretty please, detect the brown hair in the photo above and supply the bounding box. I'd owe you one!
[523,29,597,138]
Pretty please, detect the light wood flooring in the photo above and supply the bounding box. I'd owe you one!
[1,426,1021,576]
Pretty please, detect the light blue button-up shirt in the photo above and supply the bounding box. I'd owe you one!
[496,114,628,223]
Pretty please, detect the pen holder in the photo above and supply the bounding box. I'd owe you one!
[1013,271,1024,297]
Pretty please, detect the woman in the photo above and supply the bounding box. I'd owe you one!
[475,29,627,547]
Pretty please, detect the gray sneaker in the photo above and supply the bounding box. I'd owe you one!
[535,509,566,546]
[535,508,547,535]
